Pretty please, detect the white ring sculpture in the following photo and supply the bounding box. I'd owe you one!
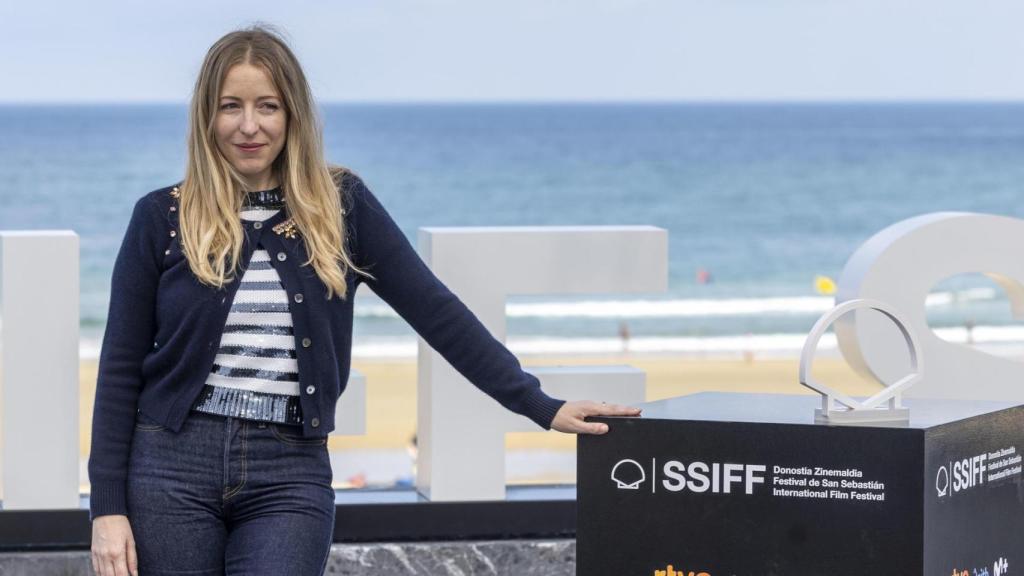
[799,299,921,424]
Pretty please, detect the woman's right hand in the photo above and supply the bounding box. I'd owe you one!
[91,515,138,576]
[550,400,642,434]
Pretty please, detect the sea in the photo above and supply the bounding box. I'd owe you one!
[3,102,1024,360]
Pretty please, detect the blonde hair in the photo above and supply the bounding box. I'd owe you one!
[178,23,371,300]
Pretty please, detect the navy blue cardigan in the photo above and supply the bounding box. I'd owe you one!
[88,172,567,520]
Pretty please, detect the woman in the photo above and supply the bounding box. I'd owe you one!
[88,25,641,576]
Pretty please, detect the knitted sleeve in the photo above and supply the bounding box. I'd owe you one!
[87,193,163,521]
[345,175,566,430]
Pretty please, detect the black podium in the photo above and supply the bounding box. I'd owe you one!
[578,392,1023,576]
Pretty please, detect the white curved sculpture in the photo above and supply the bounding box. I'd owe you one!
[800,299,920,423]
[836,212,1024,402]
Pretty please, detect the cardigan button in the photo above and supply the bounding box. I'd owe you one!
[310,417,320,428]
[277,252,287,261]
[170,206,176,212]
[306,385,315,394]
[253,222,263,229]
[169,230,176,237]
[294,293,304,303]
[165,249,171,255]
[301,337,312,348]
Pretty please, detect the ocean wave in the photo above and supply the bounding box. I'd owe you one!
[353,287,998,320]
[74,322,1024,361]
[65,288,1007,359]
[342,325,1024,358]
[66,288,1002,333]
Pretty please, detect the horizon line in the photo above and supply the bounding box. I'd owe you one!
[5,97,1024,107]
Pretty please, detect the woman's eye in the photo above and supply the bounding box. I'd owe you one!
[261,103,279,111]
[220,102,238,110]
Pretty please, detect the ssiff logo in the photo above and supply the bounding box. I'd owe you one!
[653,565,710,576]
[937,453,989,498]
[611,458,766,494]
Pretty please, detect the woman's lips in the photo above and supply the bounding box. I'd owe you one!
[236,143,265,152]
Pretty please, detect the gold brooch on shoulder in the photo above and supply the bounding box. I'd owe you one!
[273,218,299,239]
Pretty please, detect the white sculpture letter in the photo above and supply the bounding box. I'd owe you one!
[416,226,668,501]
[836,212,1024,403]
[0,231,80,509]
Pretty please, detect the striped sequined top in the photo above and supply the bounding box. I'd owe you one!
[190,186,304,426]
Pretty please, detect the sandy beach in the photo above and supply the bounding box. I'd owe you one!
[66,352,904,489]
[78,353,879,456]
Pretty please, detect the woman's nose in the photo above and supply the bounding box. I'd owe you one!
[240,111,259,135]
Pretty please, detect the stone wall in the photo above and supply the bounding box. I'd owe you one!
[0,539,576,575]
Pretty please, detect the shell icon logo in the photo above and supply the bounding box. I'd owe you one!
[935,465,950,498]
[611,459,646,489]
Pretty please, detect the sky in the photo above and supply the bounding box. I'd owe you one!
[3,0,1024,103]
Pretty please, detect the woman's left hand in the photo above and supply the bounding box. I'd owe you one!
[550,400,642,435]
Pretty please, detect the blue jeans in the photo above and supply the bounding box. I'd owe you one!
[126,409,335,575]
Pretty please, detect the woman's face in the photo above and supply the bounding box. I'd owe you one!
[214,62,287,190]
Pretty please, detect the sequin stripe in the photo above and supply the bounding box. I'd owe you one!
[210,364,300,382]
[218,345,297,359]
[190,384,303,425]
[229,301,290,313]
[237,280,290,291]
[242,187,285,209]
[246,259,274,270]
[240,208,281,221]
[222,325,294,335]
